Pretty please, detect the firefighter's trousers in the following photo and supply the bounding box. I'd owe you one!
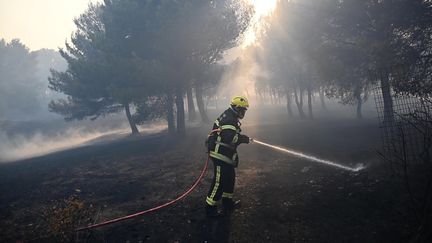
[206,157,235,206]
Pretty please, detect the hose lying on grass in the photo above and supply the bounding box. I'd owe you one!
[76,156,209,231]
[78,138,365,231]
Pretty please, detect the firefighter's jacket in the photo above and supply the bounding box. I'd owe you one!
[208,108,249,167]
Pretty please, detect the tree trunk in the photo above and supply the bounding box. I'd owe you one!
[307,85,313,120]
[258,91,264,105]
[270,89,275,105]
[356,96,363,119]
[175,88,186,135]
[195,83,209,123]
[124,102,139,135]
[355,86,363,119]
[186,86,197,122]
[215,96,218,110]
[294,86,306,118]
[285,88,293,117]
[319,88,327,111]
[380,72,394,123]
[167,93,176,135]
[278,91,282,105]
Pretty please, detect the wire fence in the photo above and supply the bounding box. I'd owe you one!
[372,70,432,173]
[371,65,432,241]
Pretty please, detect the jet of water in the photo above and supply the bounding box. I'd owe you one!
[253,139,365,172]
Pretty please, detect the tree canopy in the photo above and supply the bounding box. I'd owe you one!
[0,39,66,120]
[255,0,431,119]
[49,0,251,134]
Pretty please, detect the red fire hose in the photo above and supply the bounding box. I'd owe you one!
[77,156,209,231]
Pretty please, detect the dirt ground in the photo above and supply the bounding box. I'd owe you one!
[0,114,416,242]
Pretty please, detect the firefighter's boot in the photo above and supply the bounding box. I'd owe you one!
[222,198,241,215]
[205,205,220,218]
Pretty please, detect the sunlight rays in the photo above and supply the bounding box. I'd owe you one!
[241,0,278,48]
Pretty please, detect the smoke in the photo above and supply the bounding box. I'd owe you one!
[219,51,260,98]
[0,122,166,163]
[218,0,277,105]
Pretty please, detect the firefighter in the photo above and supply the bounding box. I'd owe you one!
[205,95,252,217]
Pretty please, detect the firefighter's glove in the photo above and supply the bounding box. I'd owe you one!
[249,137,254,143]
[238,134,250,144]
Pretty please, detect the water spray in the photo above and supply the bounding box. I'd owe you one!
[253,139,365,172]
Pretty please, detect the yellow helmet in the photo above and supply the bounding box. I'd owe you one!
[230,96,249,109]
[230,96,249,119]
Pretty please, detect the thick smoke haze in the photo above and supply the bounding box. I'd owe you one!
[0,0,381,164]
[1,0,431,242]
[0,41,67,121]
[0,119,167,162]
[0,127,128,162]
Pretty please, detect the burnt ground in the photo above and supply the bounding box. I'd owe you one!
[0,116,417,242]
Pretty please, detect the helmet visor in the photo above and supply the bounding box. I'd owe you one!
[238,107,247,119]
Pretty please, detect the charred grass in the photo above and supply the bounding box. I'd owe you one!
[0,118,416,242]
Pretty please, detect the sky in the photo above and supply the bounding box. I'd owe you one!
[0,0,101,51]
[0,0,276,52]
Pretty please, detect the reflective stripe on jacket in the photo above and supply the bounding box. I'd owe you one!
[208,108,242,167]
